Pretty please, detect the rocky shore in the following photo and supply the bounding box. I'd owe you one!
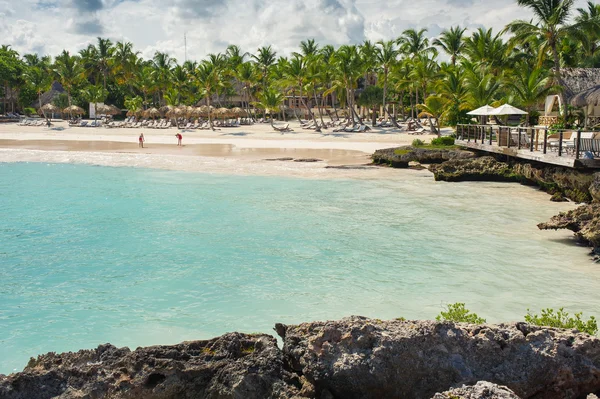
[372,146,600,251]
[2,317,600,399]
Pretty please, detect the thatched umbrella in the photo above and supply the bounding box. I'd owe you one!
[40,103,60,114]
[198,105,214,116]
[63,105,85,115]
[145,107,160,119]
[107,105,122,116]
[159,105,175,116]
[231,107,244,117]
[216,107,230,119]
[571,85,600,128]
[126,109,142,117]
[95,104,113,115]
[191,107,203,117]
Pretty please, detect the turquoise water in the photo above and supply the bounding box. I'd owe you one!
[1,162,599,374]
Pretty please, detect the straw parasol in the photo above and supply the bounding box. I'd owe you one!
[159,105,175,116]
[62,105,85,115]
[107,105,122,115]
[39,103,60,114]
[570,84,600,108]
[126,109,142,117]
[231,107,244,116]
[191,107,203,117]
[215,107,230,119]
[199,105,214,116]
[95,104,113,115]
[144,107,160,119]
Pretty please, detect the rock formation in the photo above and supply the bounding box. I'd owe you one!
[538,203,600,248]
[278,316,600,399]
[372,146,475,168]
[431,381,521,399]
[2,317,600,399]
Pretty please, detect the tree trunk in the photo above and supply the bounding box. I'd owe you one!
[551,43,568,121]
[207,95,215,130]
[38,92,47,124]
[372,105,376,126]
[382,67,388,121]
[291,91,301,121]
[313,88,325,127]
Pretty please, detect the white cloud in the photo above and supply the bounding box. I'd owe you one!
[0,0,591,60]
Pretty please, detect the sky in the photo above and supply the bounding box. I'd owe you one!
[0,0,591,61]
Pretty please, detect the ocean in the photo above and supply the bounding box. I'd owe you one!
[1,162,598,373]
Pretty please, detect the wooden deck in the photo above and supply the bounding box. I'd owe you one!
[456,139,600,168]
[455,124,600,169]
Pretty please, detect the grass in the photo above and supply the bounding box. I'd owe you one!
[395,144,459,155]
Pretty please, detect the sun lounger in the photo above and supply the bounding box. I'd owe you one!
[273,123,291,132]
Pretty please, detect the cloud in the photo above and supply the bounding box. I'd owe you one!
[2,0,591,60]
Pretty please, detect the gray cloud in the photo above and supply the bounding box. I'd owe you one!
[73,0,104,12]
[73,18,105,34]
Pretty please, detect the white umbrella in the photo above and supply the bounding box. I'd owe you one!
[467,105,496,116]
[490,104,528,115]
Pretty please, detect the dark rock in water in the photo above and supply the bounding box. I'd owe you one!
[550,192,569,202]
[265,157,295,161]
[278,316,600,399]
[431,381,521,399]
[538,203,600,248]
[3,318,600,399]
[0,332,300,399]
[293,158,322,163]
[512,163,593,203]
[372,146,475,168]
[325,164,378,170]
[588,173,600,203]
[429,156,517,182]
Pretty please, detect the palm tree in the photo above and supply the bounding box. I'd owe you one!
[463,28,508,74]
[418,95,446,135]
[134,66,156,108]
[398,29,437,59]
[376,40,400,122]
[95,37,114,90]
[505,63,556,124]
[195,60,222,130]
[436,64,467,126]
[252,46,277,89]
[255,87,285,129]
[359,40,378,89]
[433,26,466,66]
[505,0,600,119]
[53,50,84,114]
[330,45,364,125]
[575,1,600,66]
[152,51,175,105]
[81,84,108,124]
[112,41,139,94]
[297,39,319,57]
[357,85,383,126]
[24,66,52,122]
[236,61,258,120]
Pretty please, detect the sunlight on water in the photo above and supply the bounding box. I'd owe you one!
[0,162,598,373]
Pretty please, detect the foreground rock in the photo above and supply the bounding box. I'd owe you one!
[431,381,521,399]
[0,332,299,399]
[429,156,597,203]
[372,146,475,168]
[278,316,600,399]
[3,318,600,399]
[538,203,600,248]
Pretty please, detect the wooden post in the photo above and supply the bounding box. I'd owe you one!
[517,128,522,150]
[529,127,537,152]
[507,128,511,148]
[543,127,548,154]
[558,132,563,156]
[489,126,493,145]
[467,125,471,142]
[575,129,581,160]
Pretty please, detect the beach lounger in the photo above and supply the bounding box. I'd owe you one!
[273,123,290,132]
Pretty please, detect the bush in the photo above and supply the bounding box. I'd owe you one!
[525,308,598,335]
[430,136,455,146]
[412,139,425,147]
[436,303,486,324]
[23,107,36,116]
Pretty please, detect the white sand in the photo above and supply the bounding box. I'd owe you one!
[0,120,437,178]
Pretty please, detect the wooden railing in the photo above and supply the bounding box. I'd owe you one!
[456,124,587,159]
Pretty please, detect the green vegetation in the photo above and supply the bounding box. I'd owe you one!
[0,1,598,127]
[436,303,487,324]
[430,136,455,146]
[525,308,598,335]
[435,303,598,335]
[411,139,425,147]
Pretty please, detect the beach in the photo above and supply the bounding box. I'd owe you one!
[0,120,434,177]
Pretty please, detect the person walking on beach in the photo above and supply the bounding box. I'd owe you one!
[175,133,182,146]
[139,133,145,148]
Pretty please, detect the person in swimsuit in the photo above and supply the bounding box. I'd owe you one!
[176,133,182,146]
[139,133,145,148]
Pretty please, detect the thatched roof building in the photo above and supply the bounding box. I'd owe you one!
[31,81,65,108]
[561,68,600,100]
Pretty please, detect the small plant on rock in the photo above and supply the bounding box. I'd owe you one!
[524,308,598,335]
[430,136,455,146]
[436,303,486,324]
[412,139,425,147]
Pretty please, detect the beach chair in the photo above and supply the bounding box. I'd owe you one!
[273,123,290,132]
